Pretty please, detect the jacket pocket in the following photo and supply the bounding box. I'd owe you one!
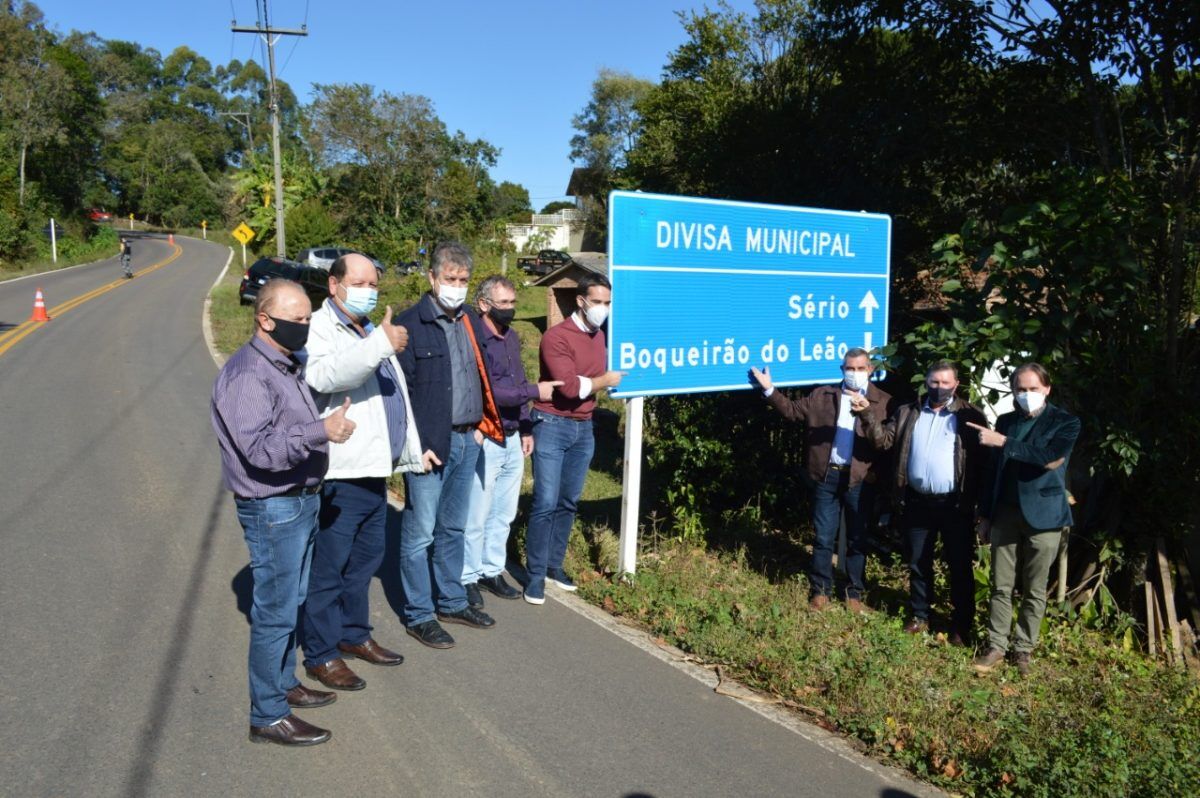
[412,347,443,382]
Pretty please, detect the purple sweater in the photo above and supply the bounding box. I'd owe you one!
[478,319,538,435]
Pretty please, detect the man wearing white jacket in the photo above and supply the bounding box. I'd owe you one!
[301,254,424,692]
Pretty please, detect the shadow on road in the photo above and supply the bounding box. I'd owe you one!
[122,481,227,798]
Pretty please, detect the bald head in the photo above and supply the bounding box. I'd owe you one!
[330,253,376,284]
[255,277,307,318]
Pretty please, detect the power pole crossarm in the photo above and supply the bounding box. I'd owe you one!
[231,9,307,258]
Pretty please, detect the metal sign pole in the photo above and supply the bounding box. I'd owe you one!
[49,218,57,263]
[618,396,645,574]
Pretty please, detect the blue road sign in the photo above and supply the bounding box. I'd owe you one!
[607,191,891,398]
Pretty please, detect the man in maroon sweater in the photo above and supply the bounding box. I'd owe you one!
[523,272,625,604]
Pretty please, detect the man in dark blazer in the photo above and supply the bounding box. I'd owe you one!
[968,362,1080,676]
[751,348,897,612]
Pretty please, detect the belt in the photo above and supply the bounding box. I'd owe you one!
[907,488,955,503]
[237,482,322,502]
[451,424,476,433]
[828,462,849,471]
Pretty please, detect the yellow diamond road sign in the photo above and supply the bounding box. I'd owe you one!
[232,223,255,245]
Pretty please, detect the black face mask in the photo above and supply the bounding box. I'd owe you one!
[927,385,955,405]
[487,306,516,328]
[266,316,310,352]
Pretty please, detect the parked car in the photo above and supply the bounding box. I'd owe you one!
[295,246,387,274]
[239,256,331,308]
[295,246,355,270]
[517,249,573,276]
[86,208,112,223]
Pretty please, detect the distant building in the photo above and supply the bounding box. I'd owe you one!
[505,207,587,254]
[531,252,609,328]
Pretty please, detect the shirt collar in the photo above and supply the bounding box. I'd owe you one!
[250,334,300,373]
[570,311,592,333]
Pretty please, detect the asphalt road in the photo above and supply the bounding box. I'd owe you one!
[0,236,938,798]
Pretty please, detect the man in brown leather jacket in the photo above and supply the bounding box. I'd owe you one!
[751,348,896,612]
[859,360,987,643]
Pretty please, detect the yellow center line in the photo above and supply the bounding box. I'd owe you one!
[0,244,184,359]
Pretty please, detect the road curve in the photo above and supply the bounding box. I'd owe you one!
[0,236,937,798]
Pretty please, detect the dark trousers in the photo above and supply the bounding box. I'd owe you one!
[902,490,974,635]
[302,477,387,668]
[808,467,874,599]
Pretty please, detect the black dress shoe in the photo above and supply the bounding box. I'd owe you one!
[465,582,485,609]
[437,606,496,629]
[249,714,331,746]
[285,684,337,709]
[479,574,521,599]
[406,620,455,649]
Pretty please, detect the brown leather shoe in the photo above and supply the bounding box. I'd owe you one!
[249,714,331,746]
[286,683,336,709]
[808,594,831,611]
[845,597,871,614]
[973,647,1006,673]
[903,617,929,634]
[1013,651,1031,676]
[305,657,366,691]
[338,638,404,666]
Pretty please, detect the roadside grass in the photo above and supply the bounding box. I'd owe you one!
[0,224,121,282]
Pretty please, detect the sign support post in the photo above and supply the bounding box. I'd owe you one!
[618,396,645,575]
[49,218,57,263]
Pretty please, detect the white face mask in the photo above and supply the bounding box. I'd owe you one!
[843,370,869,391]
[438,283,467,310]
[1015,390,1045,414]
[583,302,609,328]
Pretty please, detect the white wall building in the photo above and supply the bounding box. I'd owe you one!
[505,208,587,254]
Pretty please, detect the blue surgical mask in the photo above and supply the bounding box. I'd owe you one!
[341,285,378,317]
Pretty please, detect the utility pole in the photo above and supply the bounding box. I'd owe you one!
[232,5,306,257]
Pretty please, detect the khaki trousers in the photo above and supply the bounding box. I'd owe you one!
[986,502,1063,654]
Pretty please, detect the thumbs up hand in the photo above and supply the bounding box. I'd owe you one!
[323,396,356,444]
[381,305,408,353]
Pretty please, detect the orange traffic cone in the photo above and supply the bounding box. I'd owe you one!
[30,287,50,322]
[168,233,175,245]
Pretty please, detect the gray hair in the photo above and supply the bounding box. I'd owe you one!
[430,241,473,277]
[842,347,870,365]
[475,274,515,306]
[255,278,303,316]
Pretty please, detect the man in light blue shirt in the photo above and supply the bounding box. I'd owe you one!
[860,360,988,643]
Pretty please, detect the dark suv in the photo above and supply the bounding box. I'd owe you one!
[238,256,331,308]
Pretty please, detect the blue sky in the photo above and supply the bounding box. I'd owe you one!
[38,0,760,208]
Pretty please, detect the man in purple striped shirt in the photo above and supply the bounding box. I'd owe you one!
[211,278,356,747]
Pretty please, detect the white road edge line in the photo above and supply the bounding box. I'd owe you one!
[198,280,940,797]
[201,246,234,368]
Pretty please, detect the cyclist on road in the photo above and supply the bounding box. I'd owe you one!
[120,239,133,278]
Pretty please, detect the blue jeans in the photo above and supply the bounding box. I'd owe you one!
[902,494,974,633]
[399,430,479,625]
[525,409,594,590]
[234,493,320,727]
[463,431,524,583]
[808,468,874,599]
[301,478,386,668]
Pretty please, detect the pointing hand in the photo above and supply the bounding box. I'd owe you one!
[537,380,564,401]
[750,366,773,391]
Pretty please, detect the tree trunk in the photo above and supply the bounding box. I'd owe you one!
[18,138,27,206]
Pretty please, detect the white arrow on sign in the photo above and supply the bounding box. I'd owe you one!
[859,290,879,324]
[864,331,873,352]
